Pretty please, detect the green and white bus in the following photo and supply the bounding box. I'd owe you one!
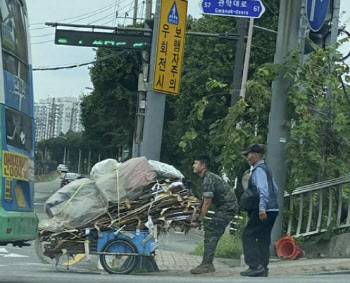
[0,0,38,247]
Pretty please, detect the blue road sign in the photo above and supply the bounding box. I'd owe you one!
[200,0,265,18]
[168,2,179,25]
[306,0,330,32]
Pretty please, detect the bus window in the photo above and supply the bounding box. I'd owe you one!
[0,0,28,62]
[0,0,29,83]
[5,107,32,151]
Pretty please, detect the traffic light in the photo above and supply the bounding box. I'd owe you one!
[55,29,152,51]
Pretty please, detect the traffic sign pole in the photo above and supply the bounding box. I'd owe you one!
[239,17,254,99]
[140,0,188,161]
[267,0,302,255]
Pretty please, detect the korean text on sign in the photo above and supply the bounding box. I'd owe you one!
[154,0,188,95]
[2,151,29,181]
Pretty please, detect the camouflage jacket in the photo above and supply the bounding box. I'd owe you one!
[202,170,238,214]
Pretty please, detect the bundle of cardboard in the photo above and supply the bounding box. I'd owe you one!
[38,157,199,258]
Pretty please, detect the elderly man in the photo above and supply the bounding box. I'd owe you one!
[190,155,238,274]
[240,144,279,277]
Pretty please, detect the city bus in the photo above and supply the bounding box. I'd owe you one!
[0,0,38,247]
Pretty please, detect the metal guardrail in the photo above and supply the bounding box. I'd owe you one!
[285,175,350,237]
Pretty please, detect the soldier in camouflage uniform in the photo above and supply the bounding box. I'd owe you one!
[190,155,238,274]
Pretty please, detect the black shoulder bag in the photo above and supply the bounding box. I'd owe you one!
[239,185,259,212]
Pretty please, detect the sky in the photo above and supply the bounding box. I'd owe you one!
[26,0,350,102]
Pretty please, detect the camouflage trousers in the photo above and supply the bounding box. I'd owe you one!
[203,211,232,263]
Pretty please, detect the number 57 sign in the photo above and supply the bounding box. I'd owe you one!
[200,0,265,18]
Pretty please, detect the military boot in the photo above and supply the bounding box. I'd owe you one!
[190,262,215,274]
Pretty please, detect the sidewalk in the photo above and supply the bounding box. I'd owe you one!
[153,249,350,277]
[62,247,350,277]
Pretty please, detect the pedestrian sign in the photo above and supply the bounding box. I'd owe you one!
[154,0,188,95]
[168,2,179,25]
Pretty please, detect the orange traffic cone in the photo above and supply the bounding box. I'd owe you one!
[275,235,305,260]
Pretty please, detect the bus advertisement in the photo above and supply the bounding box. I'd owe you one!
[0,0,38,247]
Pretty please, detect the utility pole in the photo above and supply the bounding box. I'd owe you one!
[78,149,82,173]
[50,97,56,138]
[329,0,340,45]
[139,0,164,161]
[267,0,302,253]
[132,0,153,158]
[133,0,139,26]
[231,18,247,106]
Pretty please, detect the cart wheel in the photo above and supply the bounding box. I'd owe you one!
[34,235,53,264]
[99,238,138,274]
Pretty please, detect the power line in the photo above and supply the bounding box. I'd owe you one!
[87,11,116,25]
[30,2,145,43]
[33,50,129,71]
[29,0,125,26]
[123,2,134,26]
[32,39,54,45]
[113,0,120,27]
[261,0,278,18]
[29,0,130,31]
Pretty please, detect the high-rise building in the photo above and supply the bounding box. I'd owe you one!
[34,97,84,141]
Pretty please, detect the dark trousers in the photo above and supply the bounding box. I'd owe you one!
[242,211,278,269]
[203,211,232,263]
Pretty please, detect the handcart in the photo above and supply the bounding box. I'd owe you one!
[36,228,158,275]
[94,229,157,274]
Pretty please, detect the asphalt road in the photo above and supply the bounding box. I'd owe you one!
[1,180,350,282]
[1,244,350,283]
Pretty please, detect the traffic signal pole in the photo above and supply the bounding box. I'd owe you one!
[267,0,302,253]
[132,0,153,158]
[139,0,165,161]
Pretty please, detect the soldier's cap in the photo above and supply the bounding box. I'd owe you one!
[243,143,265,156]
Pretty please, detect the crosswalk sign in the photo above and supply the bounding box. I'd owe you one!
[168,2,179,25]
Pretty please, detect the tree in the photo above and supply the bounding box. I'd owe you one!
[161,5,279,186]
[78,2,280,185]
[81,48,141,159]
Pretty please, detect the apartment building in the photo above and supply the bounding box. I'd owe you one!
[34,97,84,141]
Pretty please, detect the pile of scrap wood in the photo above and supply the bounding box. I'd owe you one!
[38,157,199,258]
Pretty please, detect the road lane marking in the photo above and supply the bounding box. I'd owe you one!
[1,253,28,258]
[0,248,9,253]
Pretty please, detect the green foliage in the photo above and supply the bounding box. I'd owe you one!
[284,43,350,192]
[81,48,140,159]
[192,233,243,259]
[161,4,279,182]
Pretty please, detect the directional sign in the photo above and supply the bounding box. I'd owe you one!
[200,0,265,18]
[306,0,330,32]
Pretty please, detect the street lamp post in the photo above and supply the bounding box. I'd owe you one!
[57,136,67,164]
[63,146,67,164]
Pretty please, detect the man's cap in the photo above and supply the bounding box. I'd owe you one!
[243,143,265,155]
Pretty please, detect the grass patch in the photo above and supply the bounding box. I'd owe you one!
[191,233,243,259]
[338,265,350,270]
[35,171,60,182]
